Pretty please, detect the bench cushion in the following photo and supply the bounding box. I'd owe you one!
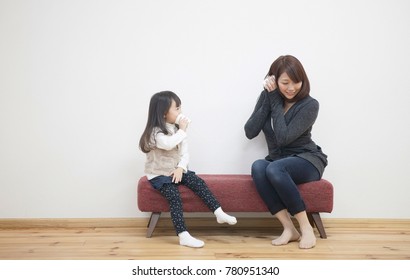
[137,174,333,213]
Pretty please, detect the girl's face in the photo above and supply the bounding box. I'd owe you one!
[164,99,181,124]
[277,72,302,101]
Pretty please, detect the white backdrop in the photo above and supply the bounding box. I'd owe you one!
[1,0,409,219]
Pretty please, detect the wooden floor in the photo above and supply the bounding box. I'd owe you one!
[0,218,409,260]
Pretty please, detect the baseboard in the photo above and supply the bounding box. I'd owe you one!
[1,217,409,229]
[0,217,281,229]
[0,218,145,228]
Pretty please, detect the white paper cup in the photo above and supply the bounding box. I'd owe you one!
[175,114,191,125]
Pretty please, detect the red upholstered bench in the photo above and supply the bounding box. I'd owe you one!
[137,174,333,238]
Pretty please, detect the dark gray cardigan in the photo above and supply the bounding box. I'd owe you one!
[244,90,328,177]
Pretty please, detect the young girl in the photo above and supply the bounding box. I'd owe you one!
[139,91,237,248]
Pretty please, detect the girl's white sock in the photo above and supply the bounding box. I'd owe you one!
[178,231,204,248]
[214,207,237,225]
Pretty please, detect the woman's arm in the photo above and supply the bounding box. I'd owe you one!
[244,90,272,139]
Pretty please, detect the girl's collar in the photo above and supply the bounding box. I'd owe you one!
[165,122,177,131]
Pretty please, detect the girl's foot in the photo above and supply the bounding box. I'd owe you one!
[272,228,301,246]
[214,207,237,225]
[178,231,204,248]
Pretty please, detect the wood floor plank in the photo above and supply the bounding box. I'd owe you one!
[0,218,409,260]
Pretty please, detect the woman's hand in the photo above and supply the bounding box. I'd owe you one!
[170,167,184,183]
[263,75,276,92]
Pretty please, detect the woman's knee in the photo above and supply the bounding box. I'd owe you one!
[265,161,287,185]
[251,159,269,177]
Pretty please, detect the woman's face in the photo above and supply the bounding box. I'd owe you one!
[165,99,181,124]
[277,72,303,101]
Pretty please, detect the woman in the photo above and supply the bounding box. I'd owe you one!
[244,55,328,249]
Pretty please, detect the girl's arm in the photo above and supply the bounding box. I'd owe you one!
[155,129,187,150]
[272,99,319,147]
[177,138,189,171]
[171,136,189,183]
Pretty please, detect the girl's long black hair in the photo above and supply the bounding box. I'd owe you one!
[139,91,181,153]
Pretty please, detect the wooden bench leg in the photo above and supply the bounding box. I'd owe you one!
[307,212,327,239]
[146,212,161,238]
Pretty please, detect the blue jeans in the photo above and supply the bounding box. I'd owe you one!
[251,157,320,216]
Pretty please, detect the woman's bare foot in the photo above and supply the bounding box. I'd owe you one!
[298,226,316,249]
[272,228,300,246]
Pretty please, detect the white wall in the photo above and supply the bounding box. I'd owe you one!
[1,0,409,219]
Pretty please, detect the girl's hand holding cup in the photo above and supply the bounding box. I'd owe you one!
[175,114,191,131]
